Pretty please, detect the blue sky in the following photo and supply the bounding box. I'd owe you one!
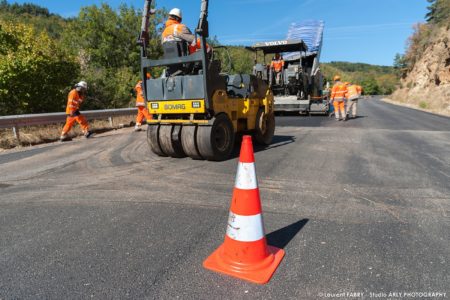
[11,0,429,66]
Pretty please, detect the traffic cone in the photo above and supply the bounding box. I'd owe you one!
[203,135,285,284]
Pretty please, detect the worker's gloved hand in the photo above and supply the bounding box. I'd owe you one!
[70,110,81,117]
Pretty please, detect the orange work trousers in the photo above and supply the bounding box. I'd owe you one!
[333,100,346,119]
[62,115,89,135]
[136,106,153,125]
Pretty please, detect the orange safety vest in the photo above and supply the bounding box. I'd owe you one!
[162,19,189,43]
[356,85,363,95]
[65,89,84,115]
[271,59,285,72]
[331,82,348,101]
[135,81,145,107]
[345,84,360,100]
[188,39,211,55]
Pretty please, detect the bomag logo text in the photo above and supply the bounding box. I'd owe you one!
[164,104,186,110]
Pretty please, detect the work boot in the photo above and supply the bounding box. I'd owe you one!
[59,134,71,142]
[134,124,142,132]
[84,131,94,139]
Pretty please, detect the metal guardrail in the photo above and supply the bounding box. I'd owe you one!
[0,108,135,139]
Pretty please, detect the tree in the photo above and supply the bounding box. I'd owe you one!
[393,53,408,77]
[62,3,165,109]
[426,0,450,25]
[360,77,380,95]
[0,21,79,115]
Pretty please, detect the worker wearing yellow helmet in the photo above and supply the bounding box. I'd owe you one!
[330,75,348,121]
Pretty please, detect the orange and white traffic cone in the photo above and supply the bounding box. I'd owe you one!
[203,135,285,284]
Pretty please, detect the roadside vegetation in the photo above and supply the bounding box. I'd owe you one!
[0,0,164,116]
[0,116,135,150]
[394,0,450,73]
[214,46,399,95]
[0,0,403,119]
[390,0,450,116]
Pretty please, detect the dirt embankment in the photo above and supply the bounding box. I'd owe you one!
[390,26,450,116]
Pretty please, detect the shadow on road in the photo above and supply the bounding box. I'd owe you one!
[229,135,296,159]
[266,219,309,249]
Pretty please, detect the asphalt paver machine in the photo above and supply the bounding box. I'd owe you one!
[138,0,275,161]
[250,21,328,115]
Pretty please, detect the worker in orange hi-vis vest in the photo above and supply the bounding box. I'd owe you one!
[60,81,92,142]
[188,38,212,58]
[330,75,348,121]
[270,53,285,85]
[345,82,362,119]
[134,80,153,132]
[161,8,194,45]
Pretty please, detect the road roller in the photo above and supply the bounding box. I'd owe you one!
[138,0,275,161]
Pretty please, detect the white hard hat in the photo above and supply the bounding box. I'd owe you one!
[169,8,182,19]
[76,81,88,89]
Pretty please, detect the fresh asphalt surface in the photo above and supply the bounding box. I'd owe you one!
[0,97,449,299]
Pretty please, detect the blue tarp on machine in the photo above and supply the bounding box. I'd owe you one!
[284,20,324,60]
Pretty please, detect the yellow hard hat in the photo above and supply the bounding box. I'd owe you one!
[344,82,350,85]
[333,75,341,81]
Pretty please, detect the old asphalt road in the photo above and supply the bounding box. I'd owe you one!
[0,97,449,299]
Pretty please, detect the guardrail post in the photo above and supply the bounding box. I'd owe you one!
[12,126,20,141]
[108,116,114,128]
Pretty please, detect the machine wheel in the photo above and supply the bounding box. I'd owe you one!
[196,114,235,161]
[181,125,203,160]
[159,125,186,158]
[255,108,275,145]
[147,124,167,157]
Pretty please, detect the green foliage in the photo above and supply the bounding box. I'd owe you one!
[393,53,408,78]
[0,0,53,17]
[0,0,67,39]
[0,21,79,115]
[320,62,398,95]
[0,1,166,114]
[360,77,380,95]
[398,0,449,74]
[419,101,428,109]
[61,3,165,109]
[323,61,394,75]
[213,45,398,95]
[404,23,436,69]
[426,0,450,25]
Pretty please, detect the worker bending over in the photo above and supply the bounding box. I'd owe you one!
[330,75,348,121]
[134,80,153,132]
[60,81,92,142]
[271,53,285,85]
[345,83,362,119]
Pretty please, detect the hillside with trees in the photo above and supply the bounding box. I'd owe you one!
[0,1,164,116]
[216,47,398,95]
[1,0,399,116]
[390,0,450,115]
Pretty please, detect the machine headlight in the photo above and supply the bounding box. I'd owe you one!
[151,103,159,109]
[192,101,201,109]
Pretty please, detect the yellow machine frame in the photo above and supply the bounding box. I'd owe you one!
[148,89,274,133]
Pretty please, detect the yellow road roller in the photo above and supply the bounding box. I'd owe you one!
[138,0,275,161]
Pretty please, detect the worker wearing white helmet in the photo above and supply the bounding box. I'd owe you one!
[60,81,93,141]
[162,8,195,44]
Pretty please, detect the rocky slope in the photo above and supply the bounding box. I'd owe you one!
[391,26,450,116]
